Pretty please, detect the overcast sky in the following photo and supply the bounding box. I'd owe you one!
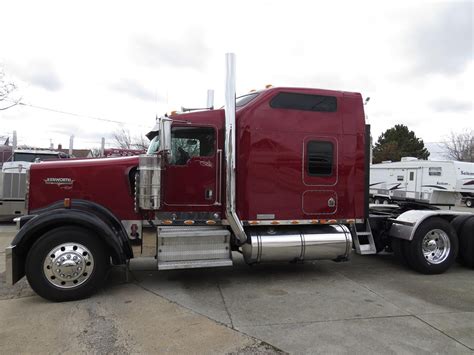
[0,0,472,159]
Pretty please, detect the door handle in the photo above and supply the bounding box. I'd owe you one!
[205,189,213,200]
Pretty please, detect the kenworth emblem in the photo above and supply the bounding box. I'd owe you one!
[43,177,74,186]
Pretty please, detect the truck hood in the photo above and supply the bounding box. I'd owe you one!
[30,155,139,171]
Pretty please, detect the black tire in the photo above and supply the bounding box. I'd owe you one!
[403,217,458,274]
[26,226,108,302]
[374,197,383,204]
[466,199,473,208]
[458,217,474,268]
[391,237,409,266]
[451,215,471,236]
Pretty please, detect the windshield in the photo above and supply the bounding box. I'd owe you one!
[13,152,63,162]
[146,136,160,154]
[236,92,259,107]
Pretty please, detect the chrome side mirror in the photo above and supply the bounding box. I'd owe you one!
[159,117,172,161]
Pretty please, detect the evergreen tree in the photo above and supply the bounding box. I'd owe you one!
[373,124,429,163]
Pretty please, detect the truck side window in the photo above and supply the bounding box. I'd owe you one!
[307,140,333,176]
[170,126,215,165]
[270,92,337,112]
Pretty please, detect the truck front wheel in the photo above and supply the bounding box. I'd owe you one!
[466,199,473,208]
[403,218,458,274]
[25,226,108,302]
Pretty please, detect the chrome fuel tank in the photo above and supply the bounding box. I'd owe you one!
[242,225,352,264]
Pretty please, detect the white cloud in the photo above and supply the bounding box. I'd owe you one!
[0,0,472,150]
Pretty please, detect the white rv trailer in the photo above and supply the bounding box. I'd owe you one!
[370,158,474,206]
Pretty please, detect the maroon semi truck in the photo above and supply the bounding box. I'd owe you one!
[5,54,474,301]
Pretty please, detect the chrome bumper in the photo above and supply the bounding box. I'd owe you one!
[5,245,24,285]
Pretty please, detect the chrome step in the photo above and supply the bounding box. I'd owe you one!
[158,259,233,270]
[351,221,377,255]
[157,226,232,270]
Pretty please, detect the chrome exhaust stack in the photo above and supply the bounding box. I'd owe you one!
[242,225,352,264]
[224,53,247,245]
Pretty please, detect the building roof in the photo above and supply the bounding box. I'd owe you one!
[57,149,92,158]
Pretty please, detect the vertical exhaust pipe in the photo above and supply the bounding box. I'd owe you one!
[207,89,214,109]
[224,53,247,245]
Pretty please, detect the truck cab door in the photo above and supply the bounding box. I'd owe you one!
[163,125,219,207]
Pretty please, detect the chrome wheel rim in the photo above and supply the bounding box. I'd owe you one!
[422,229,450,264]
[43,243,94,289]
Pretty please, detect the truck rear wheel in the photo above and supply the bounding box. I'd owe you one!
[466,199,473,208]
[26,226,108,302]
[458,217,474,268]
[403,218,458,274]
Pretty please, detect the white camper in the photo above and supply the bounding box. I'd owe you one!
[370,158,474,206]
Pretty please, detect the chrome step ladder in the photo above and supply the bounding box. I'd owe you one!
[351,220,377,255]
[156,226,233,270]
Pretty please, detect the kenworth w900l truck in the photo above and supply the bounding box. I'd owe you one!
[5,54,474,301]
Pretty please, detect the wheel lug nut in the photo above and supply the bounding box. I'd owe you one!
[67,255,71,259]
[73,256,77,261]
[61,274,65,277]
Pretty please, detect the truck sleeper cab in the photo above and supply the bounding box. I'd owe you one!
[5,54,474,302]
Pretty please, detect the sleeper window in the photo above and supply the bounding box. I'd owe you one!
[307,141,334,176]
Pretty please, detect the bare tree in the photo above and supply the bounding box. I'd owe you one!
[0,68,20,111]
[112,128,149,150]
[112,128,132,149]
[90,147,102,157]
[443,129,474,162]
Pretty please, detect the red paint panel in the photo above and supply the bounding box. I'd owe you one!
[164,157,217,206]
[29,156,141,220]
[302,191,337,215]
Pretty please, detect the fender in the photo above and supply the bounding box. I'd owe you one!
[389,210,473,241]
[7,207,133,285]
[29,199,133,259]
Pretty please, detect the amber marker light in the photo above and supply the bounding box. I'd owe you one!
[270,221,280,225]
[291,220,299,224]
[311,220,319,224]
[249,221,260,225]
[206,220,217,225]
[184,220,195,225]
[163,220,173,225]
[63,198,71,209]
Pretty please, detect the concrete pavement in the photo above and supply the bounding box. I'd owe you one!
[1,222,473,354]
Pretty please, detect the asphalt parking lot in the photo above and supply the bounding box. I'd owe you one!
[1,221,473,354]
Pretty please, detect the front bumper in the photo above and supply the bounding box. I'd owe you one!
[5,245,24,285]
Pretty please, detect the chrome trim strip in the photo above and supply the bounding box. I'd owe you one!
[242,219,357,226]
[224,53,247,244]
[216,149,223,206]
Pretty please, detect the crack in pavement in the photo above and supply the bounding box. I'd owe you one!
[332,269,473,352]
[218,279,235,328]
